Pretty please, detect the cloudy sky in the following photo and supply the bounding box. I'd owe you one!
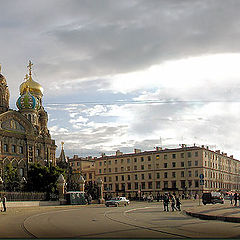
[1,0,240,159]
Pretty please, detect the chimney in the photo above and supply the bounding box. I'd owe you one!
[215,150,220,154]
[116,150,123,156]
[101,153,106,157]
[206,146,209,150]
[156,147,162,151]
[73,155,78,159]
[201,145,204,148]
[230,155,234,158]
[134,149,141,154]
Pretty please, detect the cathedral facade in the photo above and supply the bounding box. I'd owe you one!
[0,61,56,178]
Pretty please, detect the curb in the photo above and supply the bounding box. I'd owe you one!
[184,210,240,223]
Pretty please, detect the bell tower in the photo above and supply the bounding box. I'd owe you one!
[0,65,10,114]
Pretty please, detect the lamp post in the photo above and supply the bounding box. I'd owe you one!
[97,177,104,204]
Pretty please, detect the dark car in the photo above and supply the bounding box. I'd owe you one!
[202,192,224,205]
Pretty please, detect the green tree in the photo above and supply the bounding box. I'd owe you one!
[3,163,20,191]
[25,163,64,197]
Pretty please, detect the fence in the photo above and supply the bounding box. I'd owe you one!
[0,191,47,201]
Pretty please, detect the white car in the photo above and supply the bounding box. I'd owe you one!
[105,197,130,207]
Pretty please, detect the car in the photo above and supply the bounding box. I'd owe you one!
[202,192,224,205]
[105,197,130,207]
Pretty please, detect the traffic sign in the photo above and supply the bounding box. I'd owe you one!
[199,174,204,179]
[200,179,204,185]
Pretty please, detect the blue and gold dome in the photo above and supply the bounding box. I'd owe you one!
[16,87,40,110]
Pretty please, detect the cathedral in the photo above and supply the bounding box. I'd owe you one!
[0,61,56,178]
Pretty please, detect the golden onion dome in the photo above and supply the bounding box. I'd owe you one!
[20,75,43,97]
[20,61,43,98]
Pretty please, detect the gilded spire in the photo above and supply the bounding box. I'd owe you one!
[61,141,64,149]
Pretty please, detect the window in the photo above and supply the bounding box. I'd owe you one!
[104,161,106,165]
[195,180,199,188]
[115,183,119,191]
[172,172,176,178]
[135,174,138,180]
[148,164,151,169]
[148,173,152,179]
[127,158,130,163]
[164,163,168,168]
[19,146,24,154]
[148,182,152,189]
[12,145,16,153]
[134,158,137,162]
[36,148,40,156]
[128,175,130,181]
[104,168,106,173]
[172,162,176,168]
[148,156,151,161]
[127,166,130,171]
[89,173,92,179]
[134,165,137,170]
[172,154,176,159]
[115,167,118,172]
[156,181,161,189]
[164,172,168,178]
[99,162,102,166]
[104,177,107,182]
[108,160,111,165]
[121,175,124,181]
[141,165,144,170]
[108,168,111,172]
[109,184,112,190]
[77,162,80,166]
[135,182,138,189]
[156,163,159,169]
[172,181,176,188]
[115,176,118,181]
[195,151,198,157]
[141,157,144,162]
[188,171,192,177]
[104,184,107,190]
[181,180,186,189]
[115,160,117,164]
[164,154,167,160]
[195,170,198,177]
[127,183,131,190]
[181,153,184,158]
[19,168,24,177]
[121,159,124,163]
[181,171,184,177]
[156,172,160,179]
[141,174,145,180]
[181,162,184,167]
[195,160,198,166]
[3,144,8,152]
[188,161,192,167]
[188,180,192,188]
[121,167,124,171]
[187,152,191,158]
[141,182,145,189]
[164,181,168,188]
[99,169,102,173]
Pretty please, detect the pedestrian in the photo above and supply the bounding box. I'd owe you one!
[230,194,233,205]
[88,194,92,205]
[157,192,160,202]
[176,196,181,211]
[234,192,238,206]
[170,195,177,211]
[163,193,169,211]
[2,195,6,212]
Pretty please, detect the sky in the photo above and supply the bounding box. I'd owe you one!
[1,0,240,159]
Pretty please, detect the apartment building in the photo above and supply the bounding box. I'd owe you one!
[68,155,96,182]
[94,145,240,198]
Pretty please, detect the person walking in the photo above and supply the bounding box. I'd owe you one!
[163,193,169,211]
[170,195,177,211]
[2,195,6,212]
[234,192,238,206]
[156,192,160,202]
[176,196,182,211]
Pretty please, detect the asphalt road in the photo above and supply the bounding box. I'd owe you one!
[1,200,240,238]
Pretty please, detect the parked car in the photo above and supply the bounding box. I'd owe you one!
[202,192,224,205]
[105,197,130,207]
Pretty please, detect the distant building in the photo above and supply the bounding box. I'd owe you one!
[0,62,56,178]
[94,145,240,198]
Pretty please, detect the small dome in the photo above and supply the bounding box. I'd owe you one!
[20,76,43,97]
[16,88,40,110]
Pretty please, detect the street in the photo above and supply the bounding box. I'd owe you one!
[0,200,240,238]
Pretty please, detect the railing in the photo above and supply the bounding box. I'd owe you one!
[0,192,47,201]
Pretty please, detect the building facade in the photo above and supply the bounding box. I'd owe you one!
[94,145,240,198]
[0,62,56,178]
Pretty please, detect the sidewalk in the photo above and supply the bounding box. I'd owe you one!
[184,201,240,223]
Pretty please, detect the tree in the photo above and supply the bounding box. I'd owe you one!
[25,163,64,198]
[3,163,20,191]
